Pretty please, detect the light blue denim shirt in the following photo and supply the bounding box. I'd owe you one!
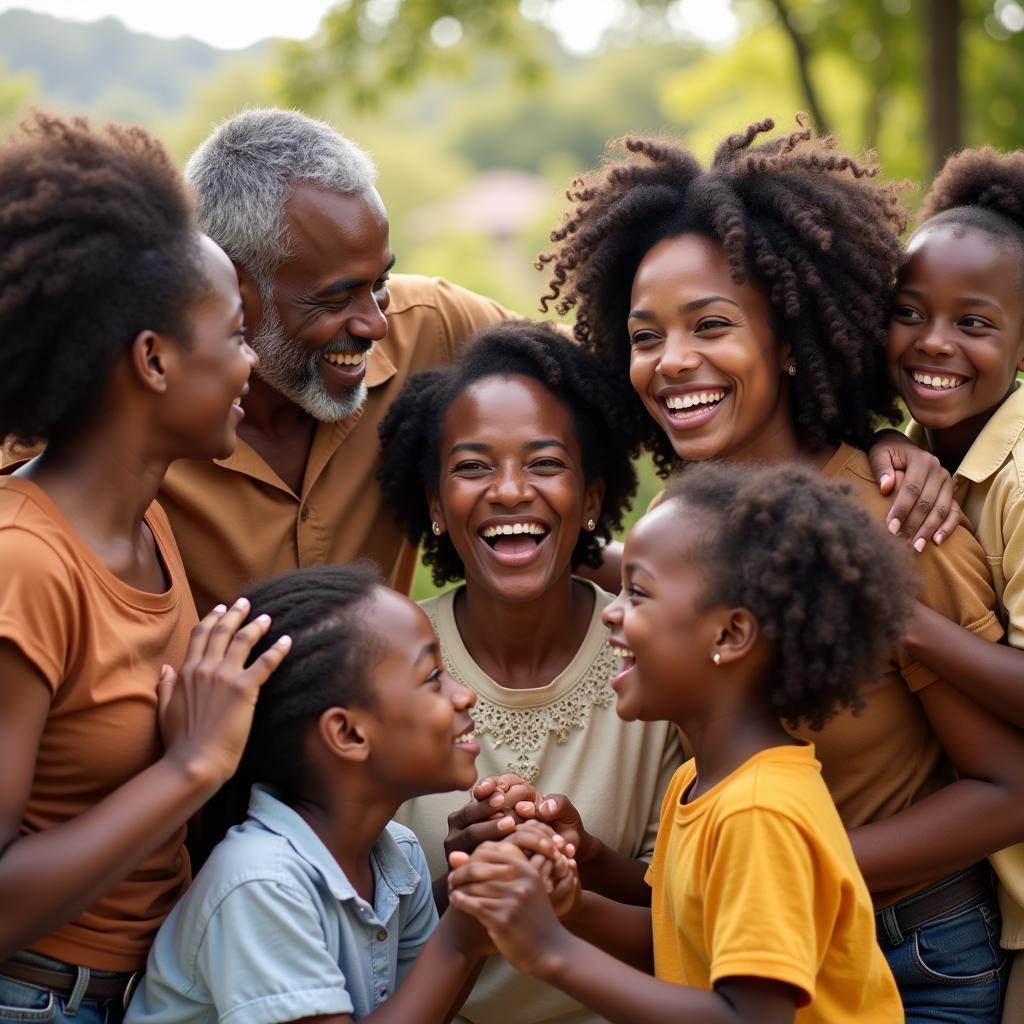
[126,786,438,1024]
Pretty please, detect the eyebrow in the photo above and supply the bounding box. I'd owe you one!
[415,641,439,664]
[628,294,741,321]
[897,287,1002,311]
[448,438,571,457]
[312,253,397,300]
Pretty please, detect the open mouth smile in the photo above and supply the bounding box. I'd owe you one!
[477,520,551,567]
[608,642,637,691]
[660,389,729,429]
[320,345,373,385]
[905,368,969,398]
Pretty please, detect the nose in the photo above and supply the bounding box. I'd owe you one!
[350,294,389,343]
[914,323,956,358]
[602,590,625,628]
[243,339,259,370]
[488,461,533,507]
[443,671,476,711]
[655,331,702,377]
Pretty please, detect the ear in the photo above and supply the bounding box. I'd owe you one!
[426,485,446,536]
[318,706,371,764]
[583,479,605,530]
[129,329,173,396]
[711,607,760,667]
[234,263,265,334]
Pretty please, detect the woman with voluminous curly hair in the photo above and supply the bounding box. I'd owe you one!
[0,115,287,1024]
[527,117,1024,1022]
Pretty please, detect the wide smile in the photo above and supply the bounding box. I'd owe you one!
[608,641,637,692]
[658,388,730,432]
[320,345,373,387]
[230,381,250,420]
[904,367,970,402]
[476,519,552,568]
[452,721,480,756]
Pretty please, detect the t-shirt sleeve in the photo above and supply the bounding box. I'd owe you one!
[395,836,440,984]
[0,528,76,692]
[702,807,837,1006]
[1000,484,1024,649]
[637,727,686,863]
[196,880,355,1024]
[901,520,1004,692]
[431,278,517,360]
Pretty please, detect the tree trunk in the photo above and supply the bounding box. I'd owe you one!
[766,0,832,135]
[926,0,961,173]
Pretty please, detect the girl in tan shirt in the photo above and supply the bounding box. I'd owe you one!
[0,116,289,1023]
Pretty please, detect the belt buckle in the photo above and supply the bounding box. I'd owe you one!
[122,971,142,1010]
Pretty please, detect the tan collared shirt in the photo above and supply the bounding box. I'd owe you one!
[908,380,1024,946]
[2,275,512,614]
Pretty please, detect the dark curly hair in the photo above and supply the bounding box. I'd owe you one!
[917,146,1024,280]
[660,461,911,730]
[0,113,208,447]
[378,320,638,587]
[193,563,383,865]
[538,116,908,475]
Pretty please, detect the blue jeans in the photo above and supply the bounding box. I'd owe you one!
[0,952,125,1023]
[878,873,1008,1023]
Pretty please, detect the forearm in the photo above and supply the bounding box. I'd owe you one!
[577,842,652,905]
[565,891,654,971]
[0,754,220,959]
[904,602,1024,726]
[850,778,1024,894]
[364,916,482,1023]
[535,931,740,1024]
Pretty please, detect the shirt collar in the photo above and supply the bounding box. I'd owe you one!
[955,382,1024,484]
[247,785,422,902]
[365,340,397,389]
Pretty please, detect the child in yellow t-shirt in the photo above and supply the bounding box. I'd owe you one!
[884,147,1024,1023]
[448,461,905,1023]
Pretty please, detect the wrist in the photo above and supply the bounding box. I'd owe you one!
[160,745,226,797]
[574,830,604,866]
[532,927,580,984]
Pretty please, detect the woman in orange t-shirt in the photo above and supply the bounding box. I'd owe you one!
[0,116,290,1024]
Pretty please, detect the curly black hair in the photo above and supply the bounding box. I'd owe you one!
[918,146,1024,279]
[661,461,911,730]
[0,113,208,447]
[193,563,383,864]
[378,320,639,587]
[538,117,908,475]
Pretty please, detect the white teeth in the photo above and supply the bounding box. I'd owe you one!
[664,390,726,411]
[480,523,547,538]
[911,371,963,390]
[453,731,475,745]
[323,346,372,366]
[616,647,635,660]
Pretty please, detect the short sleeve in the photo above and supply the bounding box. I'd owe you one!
[394,835,440,984]
[430,278,517,360]
[702,808,837,1005]
[0,528,76,692]
[900,521,1004,693]
[1000,485,1024,649]
[197,880,354,1024]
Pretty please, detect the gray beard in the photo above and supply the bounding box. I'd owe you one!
[248,296,368,422]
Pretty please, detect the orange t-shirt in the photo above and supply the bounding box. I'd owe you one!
[0,477,197,971]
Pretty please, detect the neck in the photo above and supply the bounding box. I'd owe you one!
[679,703,795,801]
[238,373,316,442]
[454,572,594,689]
[722,397,833,469]
[924,385,1017,472]
[292,785,400,902]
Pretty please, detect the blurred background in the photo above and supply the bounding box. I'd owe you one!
[2,0,1021,593]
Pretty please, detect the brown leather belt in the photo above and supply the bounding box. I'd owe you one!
[0,958,141,1007]
[878,862,993,936]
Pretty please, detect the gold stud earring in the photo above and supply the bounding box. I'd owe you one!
[431,521,442,536]
[787,363,797,377]
[712,652,722,666]
[586,518,596,531]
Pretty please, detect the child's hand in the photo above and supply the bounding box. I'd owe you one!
[447,842,574,975]
[513,792,601,866]
[442,774,539,859]
[867,429,960,550]
[502,820,576,894]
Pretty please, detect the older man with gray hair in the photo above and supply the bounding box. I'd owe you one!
[158,108,513,613]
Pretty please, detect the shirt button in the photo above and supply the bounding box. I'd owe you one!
[377,929,388,941]
[379,988,388,997]
[299,506,310,522]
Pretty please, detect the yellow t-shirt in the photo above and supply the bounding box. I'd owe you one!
[646,744,903,1023]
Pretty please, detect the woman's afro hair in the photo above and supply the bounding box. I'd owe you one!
[0,113,207,446]
[378,319,638,587]
[918,146,1024,276]
[539,116,909,475]
[662,460,912,730]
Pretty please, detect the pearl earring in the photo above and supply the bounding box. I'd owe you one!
[431,522,442,536]
[712,652,722,666]
[586,518,596,531]
[787,363,797,377]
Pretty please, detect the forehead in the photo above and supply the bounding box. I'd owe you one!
[626,500,701,568]
[631,234,744,301]
[442,374,578,445]
[902,223,1022,296]
[276,182,391,289]
[366,587,436,663]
